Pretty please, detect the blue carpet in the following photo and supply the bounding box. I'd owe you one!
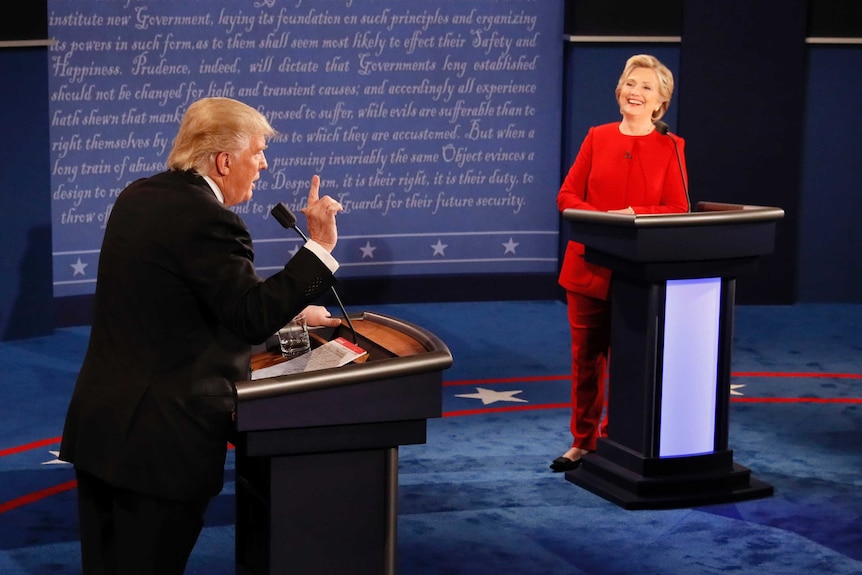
[1,301,861,574]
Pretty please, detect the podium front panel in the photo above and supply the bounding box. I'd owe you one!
[659,277,721,457]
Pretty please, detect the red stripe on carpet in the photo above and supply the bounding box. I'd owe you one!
[0,479,77,515]
[733,371,862,378]
[0,436,62,458]
[444,372,862,387]
[731,397,862,404]
[444,402,570,417]
[444,375,569,386]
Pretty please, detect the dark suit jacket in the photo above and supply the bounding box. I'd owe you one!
[60,170,335,501]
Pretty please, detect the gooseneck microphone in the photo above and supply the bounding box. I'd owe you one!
[654,120,690,212]
[270,202,358,344]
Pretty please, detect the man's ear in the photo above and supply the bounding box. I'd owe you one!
[215,152,230,176]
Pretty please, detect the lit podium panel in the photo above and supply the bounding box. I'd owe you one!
[562,202,784,510]
[232,311,452,575]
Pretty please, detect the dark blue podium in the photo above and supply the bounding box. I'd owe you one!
[562,201,784,509]
[233,312,452,574]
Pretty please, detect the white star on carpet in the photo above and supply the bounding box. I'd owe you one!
[359,241,376,259]
[70,258,88,276]
[42,450,69,465]
[502,238,519,254]
[431,239,447,256]
[455,387,527,405]
[730,383,746,396]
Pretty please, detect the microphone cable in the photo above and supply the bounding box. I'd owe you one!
[654,120,690,212]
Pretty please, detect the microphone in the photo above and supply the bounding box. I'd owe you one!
[654,120,690,212]
[271,202,358,344]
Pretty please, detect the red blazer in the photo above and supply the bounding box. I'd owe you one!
[557,123,690,300]
[60,170,336,501]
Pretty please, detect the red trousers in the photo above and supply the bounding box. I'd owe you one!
[566,291,610,451]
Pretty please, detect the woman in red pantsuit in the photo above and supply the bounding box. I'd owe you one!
[551,54,690,472]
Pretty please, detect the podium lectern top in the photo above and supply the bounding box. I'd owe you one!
[233,311,452,433]
[563,201,785,264]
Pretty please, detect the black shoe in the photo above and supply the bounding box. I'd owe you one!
[550,456,582,472]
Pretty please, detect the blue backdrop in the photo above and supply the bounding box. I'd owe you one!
[47,0,564,298]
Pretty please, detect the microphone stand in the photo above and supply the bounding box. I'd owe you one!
[654,120,690,212]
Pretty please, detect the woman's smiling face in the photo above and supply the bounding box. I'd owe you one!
[617,67,663,121]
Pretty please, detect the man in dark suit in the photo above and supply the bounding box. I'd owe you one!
[59,97,344,574]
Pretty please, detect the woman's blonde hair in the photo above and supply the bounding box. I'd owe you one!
[615,54,675,121]
[167,97,276,173]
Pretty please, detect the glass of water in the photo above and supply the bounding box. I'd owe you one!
[277,314,310,358]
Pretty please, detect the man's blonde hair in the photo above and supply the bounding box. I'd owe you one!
[167,97,276,173]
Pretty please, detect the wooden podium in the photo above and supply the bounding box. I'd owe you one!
[561,202,784,510]
[232,311,452,574]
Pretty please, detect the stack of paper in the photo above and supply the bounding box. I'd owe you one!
[251,337,367,380]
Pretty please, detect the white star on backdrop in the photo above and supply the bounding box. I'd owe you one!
[288,244,301,257]
[70,258,88,276]
[430,239,448,256]
[359,241,376,259]
[455,387,528,405]
[730,383,746,396]
[502,238,519,254]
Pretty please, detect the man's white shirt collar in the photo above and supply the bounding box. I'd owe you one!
[202,175,225,204]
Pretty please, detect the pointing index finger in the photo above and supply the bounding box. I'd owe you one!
[307,174,320,205]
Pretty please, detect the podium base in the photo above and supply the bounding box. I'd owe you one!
[565,442,774,510]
